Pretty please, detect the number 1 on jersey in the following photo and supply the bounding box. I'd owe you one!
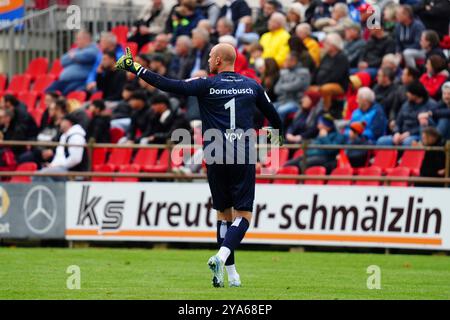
[224,98,236,130]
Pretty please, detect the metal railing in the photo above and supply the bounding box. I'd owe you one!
[0,3,142,77]
[1,140,449,186]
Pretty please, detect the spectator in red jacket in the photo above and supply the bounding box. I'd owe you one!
[420,55,449,100]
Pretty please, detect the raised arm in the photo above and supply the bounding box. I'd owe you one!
[116,47,209,96]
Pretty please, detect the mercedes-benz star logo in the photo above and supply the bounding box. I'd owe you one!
[23,186,57,235]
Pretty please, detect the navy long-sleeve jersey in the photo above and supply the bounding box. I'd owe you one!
[136,68,283,137]
[136,67,283,212]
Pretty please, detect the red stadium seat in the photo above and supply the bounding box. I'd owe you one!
[5,74,32,95]
[133,148,159,171]
[356,166,382,186]
[396,150,425,176]
[125,42,139,56]
[31,108,45,127]
[110,127,125,143]
[144,149,170,173]
[371,150,398,173]
[92,164,114,182]
[107,147,133,171]
[18,91,38,112]
[328,167,354,185]
[92,148,108,167]
[10,162,38,183]
[25,57,49,80]
[67,91,87,103]
[304,166,326,185]
[89,91,103,102]
[115,164,140,182]
[337,149,352,169]
[261,147,289,174]
[273,166,299,184]
[386,167,410,187]
[111,25,129,47]
[32,74,56,95]
[0,73,6,92]
[291,148,304,160]
[49,59,63,79]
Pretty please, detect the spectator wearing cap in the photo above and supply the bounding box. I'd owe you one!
[218,0,252,31]
[260,12,291,67]
[33,113,87,182]
[128,0,169,50]
[285,91,322,143]
[418,81,450,140]
[373,67,399,118]
[346,87,387,143]
[413,0,450,39]
[357,27,395,76]
[86,32,124,92]
[121,91,153,144]
[419,55,449,100]
[295,23,321,67]
[273,52,311,121]
[312,33,349,113]
[47,30,99,95]
[95,50,127,102]
[181,27,214,78]
[284,113,346,172]
[343,22,366,69]
[253,0,280,36]
[140,94,190,145]
[87,100,111,143]
[377,80,437,146]
[394,5,426,68]
[345,121,370,168]
[169,35,193,80]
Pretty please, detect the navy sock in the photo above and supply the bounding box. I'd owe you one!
[217,221,235,266]
[221,217,250,252]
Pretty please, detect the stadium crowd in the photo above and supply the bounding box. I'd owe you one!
[1,0,450,184]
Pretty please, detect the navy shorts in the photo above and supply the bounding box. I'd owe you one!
[206,163,255,212]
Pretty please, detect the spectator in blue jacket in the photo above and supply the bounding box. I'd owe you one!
[86,32,124,92]
[346,87,387,143]
[46,30,99,95]
[285,113,346,172]
[394,5,426,68]
[377,80,437,146]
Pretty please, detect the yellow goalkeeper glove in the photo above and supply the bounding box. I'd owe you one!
[115,47,142,74]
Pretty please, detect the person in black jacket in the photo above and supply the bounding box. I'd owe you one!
[312,33,349,113]
[218,0,251,32]
[0,94,38,140]
[373,67,399,118]
[357,27,395,76]
[87,100,111,143]
[140,94,190,145]
[416,126,445,187]
[0,108,26,157]
[122,91,153,144]
[96,50,127,101]
[413,0,450,39]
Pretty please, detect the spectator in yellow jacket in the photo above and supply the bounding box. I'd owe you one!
[259,12,291,67]
[296,23,321,67]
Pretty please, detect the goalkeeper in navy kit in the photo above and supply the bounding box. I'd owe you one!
[116,43,283,288]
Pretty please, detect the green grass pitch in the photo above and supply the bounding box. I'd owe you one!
[0,247,449,300]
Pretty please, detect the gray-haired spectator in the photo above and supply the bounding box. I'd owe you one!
[181,27,213,78]
[169,35,193,79]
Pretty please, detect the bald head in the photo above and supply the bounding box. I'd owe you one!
[208,43,236,74]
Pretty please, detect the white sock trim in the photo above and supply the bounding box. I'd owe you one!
[217,246,231,263]
[226,264,239,279]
